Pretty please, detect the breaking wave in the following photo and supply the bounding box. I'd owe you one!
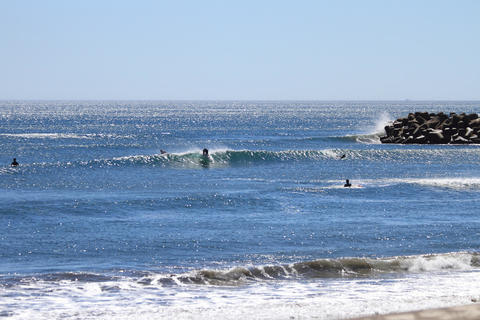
[4,147,480,172]
[133,252,480,286]
[169,253,480,285]
[0,133,125,139]
[332,133,382,144]
[397,177,480,190]
[96,148,480,168]
[81,149,346,168]
[2,252,478,288]
[331,111,393,144]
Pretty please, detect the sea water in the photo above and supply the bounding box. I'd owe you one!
[1,101,480,319]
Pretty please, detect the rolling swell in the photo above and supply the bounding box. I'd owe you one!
[0,150,340,174]
[41,150,344,169]
[3,147,480,173]
[331,133,381,144]
[84,148,480,167]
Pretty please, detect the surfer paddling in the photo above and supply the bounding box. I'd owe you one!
[344,179,352,187]
[11,158,19,167]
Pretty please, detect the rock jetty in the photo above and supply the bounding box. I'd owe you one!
[380,112,480,144]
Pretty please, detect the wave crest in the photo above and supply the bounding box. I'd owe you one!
[2,252,477,289]
[141,252,479,286]
[86,149,345,168]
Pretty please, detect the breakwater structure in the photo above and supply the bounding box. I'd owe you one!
[380,112,480,144]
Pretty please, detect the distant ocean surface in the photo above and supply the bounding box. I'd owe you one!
[2,101,480,319]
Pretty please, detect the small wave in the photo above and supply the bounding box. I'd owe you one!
[330,133,382,144]
[0,133,126,139]
[0,167,20,175]
[398,178,480,190]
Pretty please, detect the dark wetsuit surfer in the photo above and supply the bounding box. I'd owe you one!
[11,158,19,167]
[344,179,351,187]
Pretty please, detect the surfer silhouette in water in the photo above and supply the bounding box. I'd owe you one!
[344,179,352,187]
[160,149,167,154]
[200,148,210,168]
[340,154,346,159]
[11,158,19,167]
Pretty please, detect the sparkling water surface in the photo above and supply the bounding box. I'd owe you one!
[1,101,480,319]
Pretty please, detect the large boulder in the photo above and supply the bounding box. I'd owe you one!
[380,111,480,144]
[427,130,447,144]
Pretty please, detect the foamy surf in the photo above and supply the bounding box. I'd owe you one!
[395,177,480,190]
[322,177,480,190]
[334,111,394,144]
[0,133,125,139]
[1,253,479,320]
[2,272,479,320]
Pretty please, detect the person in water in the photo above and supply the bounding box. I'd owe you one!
[160,149,167,154]
[344,179,351,187]
[11,158,19,167]
[202,148,208,156]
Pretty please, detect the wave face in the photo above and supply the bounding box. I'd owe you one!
[1,252,477,288]
[3,146,480,173]
[147,252,480,286]
[32,147,480,169]
[5,149,344,170]
[120,149,340,167]
[331,133,382,144]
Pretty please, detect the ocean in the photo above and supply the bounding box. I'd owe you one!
[1,101,480,319]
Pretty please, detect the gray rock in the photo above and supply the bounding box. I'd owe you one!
[380,112,480,144]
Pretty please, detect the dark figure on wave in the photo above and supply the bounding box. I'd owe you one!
[160,149,167,154]
[344,179,351,187]
[200,148,210,168]
[11,158,19,167]
[339,154,346,159]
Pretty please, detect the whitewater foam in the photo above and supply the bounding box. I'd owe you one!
[396,177,480,190]
[2,254,479,320]
[0,133,125,139]
[335,111,393,144]
[373,112,394,135]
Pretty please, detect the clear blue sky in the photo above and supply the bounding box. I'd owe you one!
[1,0,479,100]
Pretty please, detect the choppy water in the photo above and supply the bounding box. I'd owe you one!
[1,101,480,319]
